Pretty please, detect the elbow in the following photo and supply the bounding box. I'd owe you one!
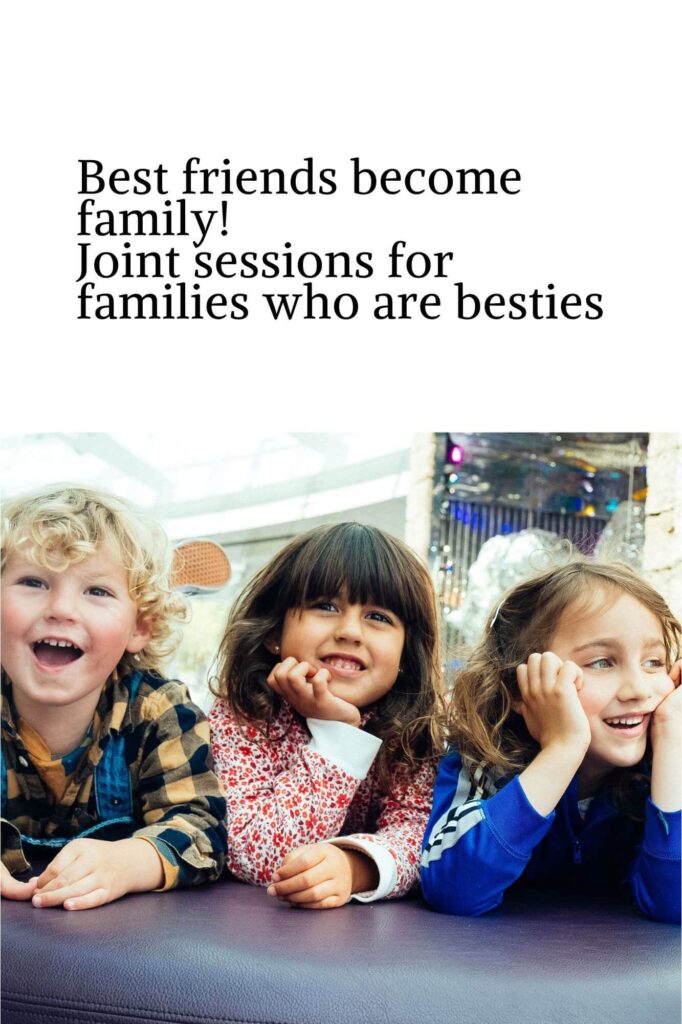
[638,905,680,925]
[635,895,681,925]
[420,868,500,917]
[226,846,264,886]
[632,873,681,925]
[225,831,278,887]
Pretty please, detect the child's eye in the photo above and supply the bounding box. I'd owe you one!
[17,576,47,589]
[87,586,114,598]
[366,610,393,625]
[311,600,338,612]
[586,657,611,670]
[643,657,665,669]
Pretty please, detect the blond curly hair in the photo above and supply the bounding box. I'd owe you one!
[1,484,188,677]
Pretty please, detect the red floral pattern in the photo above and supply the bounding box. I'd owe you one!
[209,698,435,899]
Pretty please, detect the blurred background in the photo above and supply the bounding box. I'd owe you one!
[2,432,680,708]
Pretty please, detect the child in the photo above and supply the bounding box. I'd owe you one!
[209,522,443,908]
[421,560,681,923]
[1,485,227,910]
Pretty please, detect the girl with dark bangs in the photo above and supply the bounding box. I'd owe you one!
[421,559,681,923]
[209,523,444,909]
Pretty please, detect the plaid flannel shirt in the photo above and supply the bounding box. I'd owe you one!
[1,670,227,889]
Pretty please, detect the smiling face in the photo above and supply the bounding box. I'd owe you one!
[279,592,405,711]
[548,588,674,792]
[1,547,150,729]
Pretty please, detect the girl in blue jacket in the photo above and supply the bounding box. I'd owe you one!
[421,560,681,922]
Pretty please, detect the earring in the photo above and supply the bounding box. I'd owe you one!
[273,643,280,654]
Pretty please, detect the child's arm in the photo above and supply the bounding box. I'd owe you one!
[30,837,164,910]
[126,682,227,890]
[268,757,436,907]
[421,653,589,916]
[514,654,591,814]
[629,661,681,924]
[421,752,555,915]
[209,695,381,887]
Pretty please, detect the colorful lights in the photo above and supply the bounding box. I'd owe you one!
[447,443,464,465]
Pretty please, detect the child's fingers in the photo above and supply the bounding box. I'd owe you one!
[517,654,547,701]
[557,659,583,693]
[271,661,313,699]
[33,872,98,908]
[267,663,313,707]
[287,661,314,688]
[64,888,110,911]
[268,862,327,898]
[520,652,564,697]
[0,870,39,901]
[35,858,88,894]
[35,846,80,889]
[281,665,326,711]
[277,879,340,906]
[275,845,326,880]
[292,894,346,910]
[540,653,562,691]
[267,657,299,686]
[310,668,331,698]
[525,652,544,696]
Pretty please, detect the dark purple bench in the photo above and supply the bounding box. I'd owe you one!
[2,875,680,1024]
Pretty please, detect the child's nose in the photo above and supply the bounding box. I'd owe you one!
[46,588,78,622]
[334,608,363,642]
[617,665,654,702]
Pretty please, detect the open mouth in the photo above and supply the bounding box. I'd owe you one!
[32,639,84,669]
[322,655,366,673]
[603,714,648,731]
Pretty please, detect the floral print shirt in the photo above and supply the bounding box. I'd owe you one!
[209,698,435,901]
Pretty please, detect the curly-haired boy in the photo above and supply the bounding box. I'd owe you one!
[1,485,227,910]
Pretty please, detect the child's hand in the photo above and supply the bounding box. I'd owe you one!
[267,658,361,727]
[650,660,681,741]
[31,837,164,911]
[267,842,376,909]
[1,862,38,901]
[516,652,591,754]
[650,660,681,813]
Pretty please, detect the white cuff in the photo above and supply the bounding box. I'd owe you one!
[327,836,397,902]
[307,718,382,780]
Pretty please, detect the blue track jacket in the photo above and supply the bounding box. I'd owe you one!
[421,751,681,923]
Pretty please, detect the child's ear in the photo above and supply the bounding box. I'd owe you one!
[126,616,152,655]
[264,636,281,656]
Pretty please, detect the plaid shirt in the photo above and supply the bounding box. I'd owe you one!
[1,671,227,889]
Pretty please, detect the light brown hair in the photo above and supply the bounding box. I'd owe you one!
[447,558,681,812]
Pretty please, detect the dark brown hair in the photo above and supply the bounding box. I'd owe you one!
[447,559,681,815]
[213,522,444,790]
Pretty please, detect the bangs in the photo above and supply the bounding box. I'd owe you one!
[272,524,423,625]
